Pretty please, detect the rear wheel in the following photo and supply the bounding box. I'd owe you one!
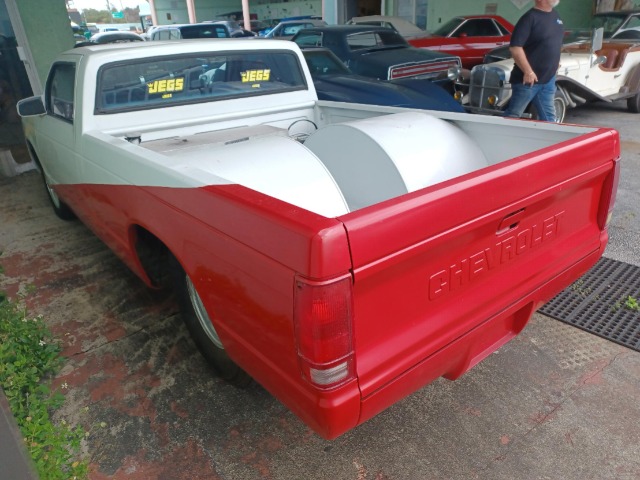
[528,89,566,123]
[553,92,567,123]
[172,259,251,387]
[627,92,640,113]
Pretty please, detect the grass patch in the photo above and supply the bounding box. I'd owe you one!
[624,295,639,311]
[0,290,89,479]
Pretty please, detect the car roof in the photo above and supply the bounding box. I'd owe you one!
[91,31,143,39]
[451,14,509,20]
[349,15,409,22]
[153,23,223,29]
[68,38,299,58]
[297,24,398,33]
[348,16,424,35]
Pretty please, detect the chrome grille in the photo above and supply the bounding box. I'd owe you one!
[389,60,459,80]
[469,66,505,109]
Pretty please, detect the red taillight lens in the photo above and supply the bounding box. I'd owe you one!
[597,156,620,230]
[294,275,354,389]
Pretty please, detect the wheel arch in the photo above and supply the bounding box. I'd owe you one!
[624,63,640,93]
[554,82,571,106]
[131,224,175,289]
[556,76,610,104]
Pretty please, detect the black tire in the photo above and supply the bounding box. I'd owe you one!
[171,258,251,387]
[29,147,76,220]
[528,89,566,123]
[627,92,640,113]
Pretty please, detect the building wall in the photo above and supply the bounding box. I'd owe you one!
[10,0,74,87]
[151,0,638,29]
[154,0,240,23]
[151,0,322,24]
[251,1,322,22]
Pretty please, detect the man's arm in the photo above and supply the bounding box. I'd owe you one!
[510,46,538,85]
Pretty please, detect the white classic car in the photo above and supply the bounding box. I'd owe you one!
[457,29,640,122]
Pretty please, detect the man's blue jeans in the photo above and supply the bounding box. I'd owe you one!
[504,76,557,122]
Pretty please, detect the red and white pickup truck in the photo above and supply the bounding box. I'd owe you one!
[17,39,620,439]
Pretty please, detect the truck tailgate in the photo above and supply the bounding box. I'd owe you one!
[339,127,619,399]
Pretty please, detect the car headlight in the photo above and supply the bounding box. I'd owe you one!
[448,66,462,81]
[487,95,499,106]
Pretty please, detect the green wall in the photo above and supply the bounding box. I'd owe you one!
[13,0,74,87]
[148,0,640,29]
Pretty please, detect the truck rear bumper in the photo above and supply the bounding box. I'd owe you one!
[355,247,603,431]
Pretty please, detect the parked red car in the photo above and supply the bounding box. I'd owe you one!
[349,15,513,69]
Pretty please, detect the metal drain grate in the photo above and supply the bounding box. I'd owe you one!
[539,257,640,352]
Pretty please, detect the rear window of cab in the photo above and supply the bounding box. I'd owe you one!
[95,51,307,114]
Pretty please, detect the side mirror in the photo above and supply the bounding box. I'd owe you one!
[17,96,46,117]
[594,55,607,66]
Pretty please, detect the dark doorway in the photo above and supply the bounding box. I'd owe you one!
[0,1,33,164]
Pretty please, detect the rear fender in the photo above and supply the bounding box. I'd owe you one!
[556,75,612,104]
[554,83,572,107]
[623,64,640,93]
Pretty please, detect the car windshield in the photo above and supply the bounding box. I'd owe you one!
[432,17,464,36]
[180,24,230,38]
[591,14,626,37]
[303,50,351,75]
[346,30,407,51]
[96,51,307,114]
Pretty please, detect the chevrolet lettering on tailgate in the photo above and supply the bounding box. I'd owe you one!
[429,211,565,301]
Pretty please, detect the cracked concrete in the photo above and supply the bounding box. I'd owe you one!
[1,101,639,479]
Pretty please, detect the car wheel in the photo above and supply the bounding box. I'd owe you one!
[528,90,566,123]
[627,92,640,113]
[38,163,76,220]
[172,258,251,387]
[553,93,567,123]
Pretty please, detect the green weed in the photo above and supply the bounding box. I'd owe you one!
[0,294,88,479]
[624,295,639,311]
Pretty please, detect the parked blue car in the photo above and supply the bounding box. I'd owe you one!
[301,47,464,113]
[292,25,462,92]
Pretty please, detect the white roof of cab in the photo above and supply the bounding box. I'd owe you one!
[69,38,302,62]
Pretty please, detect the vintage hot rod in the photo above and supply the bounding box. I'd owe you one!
[457,29,640,122]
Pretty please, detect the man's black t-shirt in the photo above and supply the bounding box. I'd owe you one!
[510,8,564,84]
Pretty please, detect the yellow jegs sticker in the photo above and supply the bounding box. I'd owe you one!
[147,77,185,97]
[241,69,271,83]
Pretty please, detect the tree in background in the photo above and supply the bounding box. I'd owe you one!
[81,7,140,24]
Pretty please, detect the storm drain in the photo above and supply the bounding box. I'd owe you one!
[539,257,640,352]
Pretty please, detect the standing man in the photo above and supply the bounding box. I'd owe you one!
[504,0,564,122]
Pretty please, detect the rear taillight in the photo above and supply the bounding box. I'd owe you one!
[597,156,620,230]
[294,275,354,389]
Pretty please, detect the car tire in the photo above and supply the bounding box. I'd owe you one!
[171,257,252,387]
[528,89,566,123]
[553,93,567,123]
[627,92,640,113]
[32,154,76,220]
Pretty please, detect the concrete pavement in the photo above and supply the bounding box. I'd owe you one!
[1,101,639,479]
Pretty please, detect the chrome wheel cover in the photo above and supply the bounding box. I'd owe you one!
[186,275,224,349]
[554,98,566,123]
[44,173,62,208]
